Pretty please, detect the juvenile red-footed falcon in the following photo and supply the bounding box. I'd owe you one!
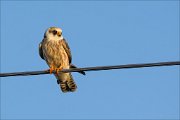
[39,27,85,93]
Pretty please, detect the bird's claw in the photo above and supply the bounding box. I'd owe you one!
[49,67,55,74]
[55,67,63,74]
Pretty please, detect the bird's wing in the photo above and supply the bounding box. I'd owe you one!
[70,64,86,75]
[39,42,45,60]
[62,38,72,63]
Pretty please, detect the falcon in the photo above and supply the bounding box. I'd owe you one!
[39,27,85,93]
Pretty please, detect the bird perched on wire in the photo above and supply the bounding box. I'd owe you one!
[39,27,85,93]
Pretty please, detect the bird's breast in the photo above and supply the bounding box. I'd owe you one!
[42,40,69,68]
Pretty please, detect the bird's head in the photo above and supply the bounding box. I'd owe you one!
[44,27,63,40]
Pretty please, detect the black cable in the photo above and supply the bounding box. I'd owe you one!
[0,61,179,77]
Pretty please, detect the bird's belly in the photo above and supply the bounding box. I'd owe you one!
[44,42,69,68]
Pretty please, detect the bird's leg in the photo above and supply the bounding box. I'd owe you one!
[55,66,63,74]
[49,65,55,74]
[55,64,64,84]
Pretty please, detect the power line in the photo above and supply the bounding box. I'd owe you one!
[0,61,179,77]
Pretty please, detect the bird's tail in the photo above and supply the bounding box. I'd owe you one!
[55,73,77,93]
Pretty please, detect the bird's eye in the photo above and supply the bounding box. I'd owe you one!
[52,30,57,35]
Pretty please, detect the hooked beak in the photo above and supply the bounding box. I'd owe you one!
[57,31,62,37]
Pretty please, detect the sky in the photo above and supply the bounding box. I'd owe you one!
[0,1,179,119]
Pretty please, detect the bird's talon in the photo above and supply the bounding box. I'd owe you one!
[49,67,55,74]
[56,67,63,74]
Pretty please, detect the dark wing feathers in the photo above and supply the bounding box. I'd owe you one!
[62,39,86,75]
[39,42,44,60]
[70,64,86,75]
[62,39,72,63]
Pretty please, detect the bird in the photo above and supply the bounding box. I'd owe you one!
[39,27,85,93]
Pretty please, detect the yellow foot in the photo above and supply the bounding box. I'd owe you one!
[56,66,63,74]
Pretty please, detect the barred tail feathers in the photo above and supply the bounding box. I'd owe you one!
[55,73,77,93]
